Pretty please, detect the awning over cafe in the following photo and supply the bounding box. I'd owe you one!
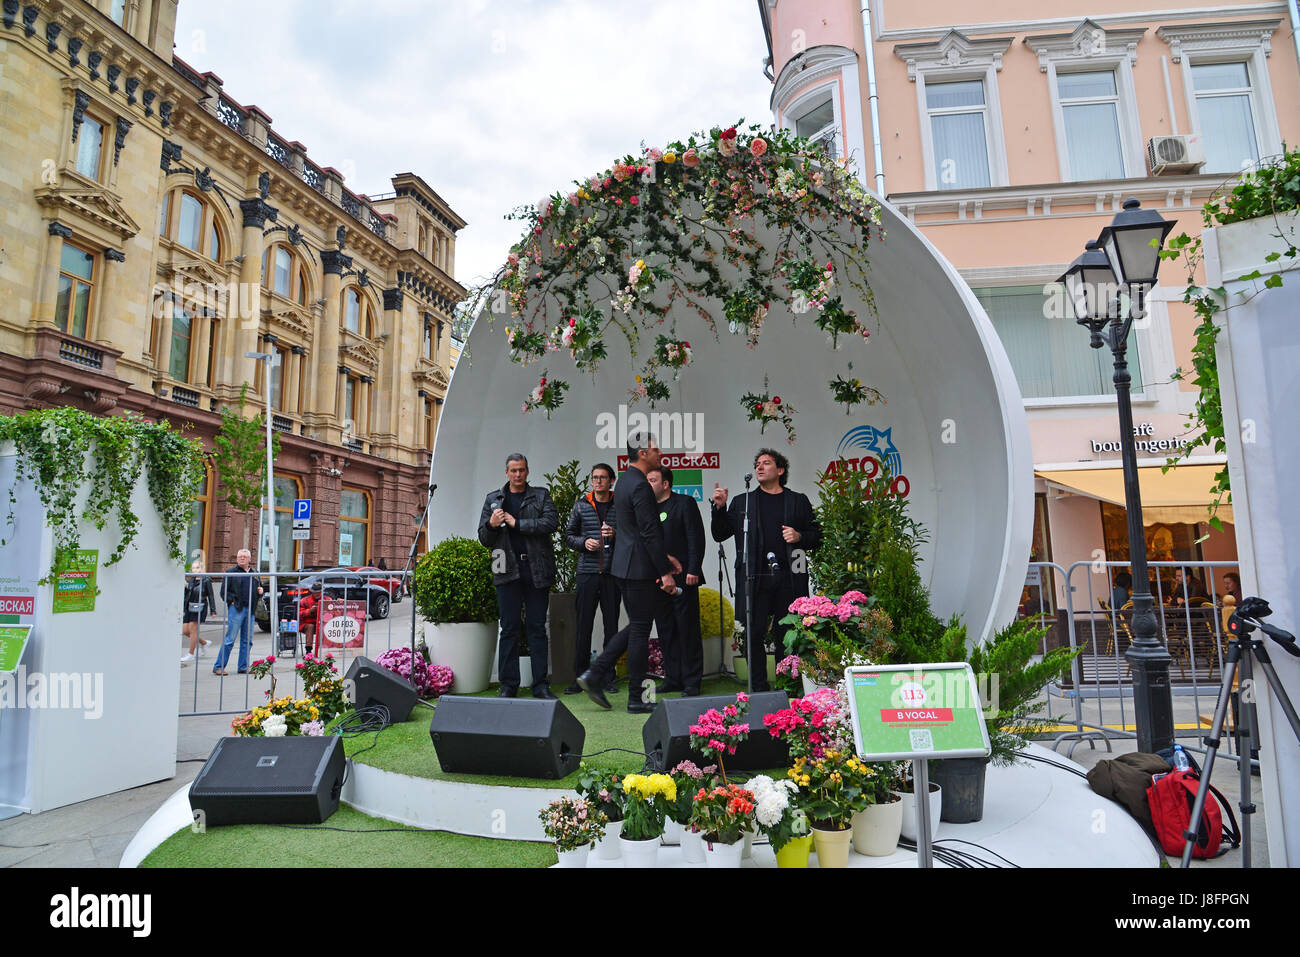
[1035,463,1233,526]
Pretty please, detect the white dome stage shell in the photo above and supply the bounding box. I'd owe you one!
[430,197,1033,643]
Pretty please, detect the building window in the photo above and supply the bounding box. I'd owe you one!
[75,117,105,180]
[793,97,838,158]
[206,319,220,387]
[1190,62,1260,173]
[274,246,292,297]
[162,189,222,261]
[261,475,303,570]
[110,0,127,25]
[925,80,991,189]
[342,287,372,336]
[974,284,1141,400]
[1056,70,1126,181]
[186,466,213,567]
[339,487,370,567]
[55,242,95,338]
[169,305,193,382]
[260,243,309,303]
[422,320,433,361]
[267,347,288,412]
[424,398,436,450]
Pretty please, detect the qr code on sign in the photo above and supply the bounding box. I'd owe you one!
[909,729,934,752]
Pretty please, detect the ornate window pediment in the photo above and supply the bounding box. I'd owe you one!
[894,30,1012,83]
[1024,19,1147,72]
[1156,20,1280,63]
[412,358,449,395]
[34,181,140,242]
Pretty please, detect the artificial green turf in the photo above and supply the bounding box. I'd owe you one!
[140,803,555,868]
[343,675,749,788]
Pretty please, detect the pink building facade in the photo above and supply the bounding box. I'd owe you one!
[758,0,1300,613]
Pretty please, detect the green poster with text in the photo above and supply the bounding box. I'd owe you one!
[0,625,31,673]
[52,549,98,614]
[845,663,991,761]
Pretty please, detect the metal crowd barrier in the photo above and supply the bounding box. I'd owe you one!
[177,567,415,717]
[1022,559,1245,761]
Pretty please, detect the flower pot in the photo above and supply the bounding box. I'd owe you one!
[811,824,853,868]
[619,834,661,868]
[774,833,813,868]
[424,621,496,694]
[680,827,706,864]
[596,819,623,860]
[896,783,942,843]
[929,756,990,824]
[851,796,903,856]
[662,818,685,846]
[742,826,756,860]
[548,592,577,689]
[801,674,835,696]
[702,838,743,868]
[555,844,591,868]
[732,654,777,686]
[490,645,533,688]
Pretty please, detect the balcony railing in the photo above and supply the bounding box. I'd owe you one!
[272,414,294,434]
[215,96,247,135]
[58,338,104,370]
[171,386,201,408]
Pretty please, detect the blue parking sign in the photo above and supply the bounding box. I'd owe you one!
[293,499,312,521]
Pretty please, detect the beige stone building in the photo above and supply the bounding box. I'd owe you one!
[0,0,465,573]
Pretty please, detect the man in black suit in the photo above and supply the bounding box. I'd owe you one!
[711,448,821,692]
[579,432,678,713]
[647,465,705,696]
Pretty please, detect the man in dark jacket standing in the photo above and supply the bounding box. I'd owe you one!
[215,548,263,676]
[564,463,621,695]
[711,448,821,692]
[478,453,559,699]
[579,433,677,713]
[647,465,705,696]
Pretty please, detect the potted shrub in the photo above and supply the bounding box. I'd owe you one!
[797,749,872,868]
[576,764,625,861]
[851,761,905,856]
[929,618,1082,823]
[539,795,607,868]
[688,783,755,867]
[544,459,583,688]
[895,768,943,844]
[748,773,812,868]
[688,692,750,783]
[667,760,713,861]
[618,773,676,868]
[415,537,498,693]
[779,591,894,692]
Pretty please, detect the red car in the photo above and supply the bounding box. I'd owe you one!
[351,566,408,601]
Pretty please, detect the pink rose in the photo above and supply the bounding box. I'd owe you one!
[682,148,700,168]
[749,137,767,157]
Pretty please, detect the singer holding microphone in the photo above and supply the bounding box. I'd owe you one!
[711,448,821,692]
[478,453,559,699]
[579,432,679,714]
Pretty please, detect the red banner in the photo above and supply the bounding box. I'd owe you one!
[616,451,720,471]
[0,596,34,616]
[319,599,367,648]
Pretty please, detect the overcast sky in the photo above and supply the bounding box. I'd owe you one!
[174,0,774,288]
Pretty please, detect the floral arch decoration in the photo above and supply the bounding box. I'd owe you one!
[470,122,888,443]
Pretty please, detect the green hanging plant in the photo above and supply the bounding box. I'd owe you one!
[0,407,206,584]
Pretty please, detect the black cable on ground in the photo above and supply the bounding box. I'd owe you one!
[1019,750,1090,779]
[332,706,393,784]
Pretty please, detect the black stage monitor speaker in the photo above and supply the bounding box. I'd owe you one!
[345,656,417,725]
[189,735,345,826]
[642,691,791,772]
[428,696,586,779]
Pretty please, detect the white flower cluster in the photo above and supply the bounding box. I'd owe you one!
[262,714,287,738]
[747,774,797,828]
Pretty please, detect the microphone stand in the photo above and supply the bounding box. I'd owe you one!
[402,479,438,703]
[742,474,754,695]
[716,539,734,680]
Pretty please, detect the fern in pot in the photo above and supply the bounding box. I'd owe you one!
[414,537,498,694]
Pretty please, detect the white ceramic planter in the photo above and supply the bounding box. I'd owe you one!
[681,828,706,864]
[555,844,591,868]
[896,783,942,843]
[703,838,743,868]
[852,797,904,856]
[742,826,757,860]
[596,819,623,860]
[662,818,684,845]
[619,835,661,868]
[1210,208,1300,282]
[425,621,497,694]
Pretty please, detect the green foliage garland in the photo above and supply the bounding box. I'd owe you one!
[0,407,205,583]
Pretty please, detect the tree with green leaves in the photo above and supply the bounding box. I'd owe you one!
[211,383,281,550]
[543,459,583,594]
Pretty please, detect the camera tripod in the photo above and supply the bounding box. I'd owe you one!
[1182,596,1300,868]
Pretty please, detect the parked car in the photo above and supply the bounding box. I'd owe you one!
[351,566,407,601]
[254,568,391,630]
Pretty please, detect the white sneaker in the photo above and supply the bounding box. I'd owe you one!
[198,640,209,657]
[180,653,195,663]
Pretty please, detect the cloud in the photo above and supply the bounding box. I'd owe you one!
[175,0,773,287]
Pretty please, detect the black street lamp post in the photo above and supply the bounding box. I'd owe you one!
[1058,198,1177,753]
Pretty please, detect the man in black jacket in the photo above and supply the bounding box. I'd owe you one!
[564,463,621,695]
[214,548,263,676]
[711,448,821,692]
[477,453,559,699]
[647,465,705,696]
[579,433,678,713]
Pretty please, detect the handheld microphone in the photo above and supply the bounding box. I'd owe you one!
[766,551,780,574]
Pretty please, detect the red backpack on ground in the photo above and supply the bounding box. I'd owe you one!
[1146,768,1240,859]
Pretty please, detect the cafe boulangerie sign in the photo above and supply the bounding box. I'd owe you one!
[1089,422,1193,456]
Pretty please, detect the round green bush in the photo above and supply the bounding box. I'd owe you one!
[414,537,498,624]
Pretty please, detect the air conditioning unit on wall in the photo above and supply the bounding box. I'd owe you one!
[1147,135,1206,175]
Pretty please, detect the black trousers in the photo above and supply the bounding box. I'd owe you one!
[496,569,550,693]
[654,584,702,693]
[747,580,796,693]
[574,572,621,677]
[592,578,656,705]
